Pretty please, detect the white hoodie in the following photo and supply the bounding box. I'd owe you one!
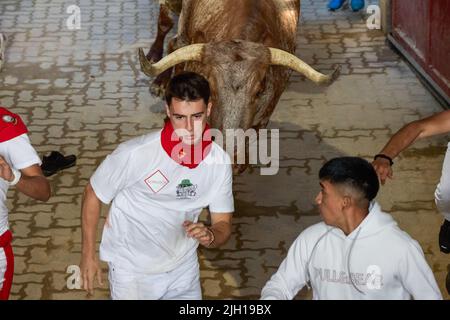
[261,202,442,300]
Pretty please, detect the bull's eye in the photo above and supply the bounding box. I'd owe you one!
[232,84,241,91]
[256,78,266,98]
[256,87,264,98]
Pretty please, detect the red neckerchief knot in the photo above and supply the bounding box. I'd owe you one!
[161,120,212,169]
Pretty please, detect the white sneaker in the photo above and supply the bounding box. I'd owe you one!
[0,33,7,72]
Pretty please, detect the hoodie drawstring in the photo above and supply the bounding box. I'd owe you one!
[305,226,366,295]
[347,227,365,295]
[305,227,334,290]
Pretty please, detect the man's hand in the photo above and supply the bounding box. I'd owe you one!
[80,254,103,296]
[0,156,14,182]
[183,221,214,247]
[372,157,393,185]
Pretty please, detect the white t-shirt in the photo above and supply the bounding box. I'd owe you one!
[0,133,42,235]
[90,130,234,274]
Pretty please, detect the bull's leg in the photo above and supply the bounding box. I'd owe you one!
[147,4,174,63]
[150,36,179,97]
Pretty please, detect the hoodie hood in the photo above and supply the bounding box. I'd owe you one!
[331,201,398,240]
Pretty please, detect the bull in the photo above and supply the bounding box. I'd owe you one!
[140,0,339,172]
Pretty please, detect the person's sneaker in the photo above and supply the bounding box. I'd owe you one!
[350,0,365,12]
[328,0,346,11]
[439,219,450,254]
[0,33,7,72]
[41,151,76,177]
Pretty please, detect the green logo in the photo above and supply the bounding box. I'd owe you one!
[176,179,197,199]
[179,179,193,188]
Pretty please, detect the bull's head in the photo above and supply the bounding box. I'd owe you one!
[139,40,339,172]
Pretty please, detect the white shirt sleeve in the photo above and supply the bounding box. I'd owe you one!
[3,133,41,169]
[260,235,308,300]
[90,146,132,205]
[208,162,234,214]
[399,239,443,300]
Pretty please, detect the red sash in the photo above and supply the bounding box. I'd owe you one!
[0,230,13,300]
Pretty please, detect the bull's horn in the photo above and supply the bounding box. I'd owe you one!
[269,47,340,85]
[138,43,205,76]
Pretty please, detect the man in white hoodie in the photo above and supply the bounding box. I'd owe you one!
[261,157,442,300]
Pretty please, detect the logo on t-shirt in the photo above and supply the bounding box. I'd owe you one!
[176,179,197,199]
[144,170,169,193]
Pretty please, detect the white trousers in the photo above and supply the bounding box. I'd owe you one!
[108,256,202,300]
[435,143,450,221]
[0,249,6,291]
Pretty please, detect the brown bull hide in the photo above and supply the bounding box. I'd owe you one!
[142,0,338,172]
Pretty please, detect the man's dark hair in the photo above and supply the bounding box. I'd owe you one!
[319,157,379,202]
[165,71,210,105]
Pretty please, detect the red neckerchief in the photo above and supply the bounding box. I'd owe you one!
[0,107,28,142]
[161,120,212,169]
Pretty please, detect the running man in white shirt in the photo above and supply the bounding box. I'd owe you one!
[0,107,51,300]
[261,157,441,300]
[80,72,234,300]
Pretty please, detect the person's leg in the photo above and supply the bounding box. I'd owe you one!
[328,0,346,11]
[108,263,140,300]
[135,271,170,300]
[0,249,6,295]
[161,258,202,300]
[350,0,365,12]
[0,231,13,300]
[435,143,450,253]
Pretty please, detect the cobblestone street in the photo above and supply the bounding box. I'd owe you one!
[0,0,448,299]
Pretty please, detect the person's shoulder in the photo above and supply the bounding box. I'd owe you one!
[375,214,423,253]
[209,142,232,164]
[296,221,329,242]
[3,133,32,148]
[385,224,421,247]
[114,129,162,155]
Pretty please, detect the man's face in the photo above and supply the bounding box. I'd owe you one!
[315,180,345,227]
[166,97,212,145]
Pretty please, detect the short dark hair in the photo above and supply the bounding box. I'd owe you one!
[165,71,210,105]
[319,157,379,202]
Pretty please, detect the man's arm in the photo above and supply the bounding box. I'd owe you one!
[261,236,307,300]
[399,240,442,300]
[184,211,232,248]
[0,157,50,201]
[373,110,450,184]
[80,182,104,295]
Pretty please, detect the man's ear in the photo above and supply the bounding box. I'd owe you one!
[166,104,171,119]
[206,102,212,118]
[342,195,352,209]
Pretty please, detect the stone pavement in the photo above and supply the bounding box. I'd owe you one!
[0,0,448,300]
